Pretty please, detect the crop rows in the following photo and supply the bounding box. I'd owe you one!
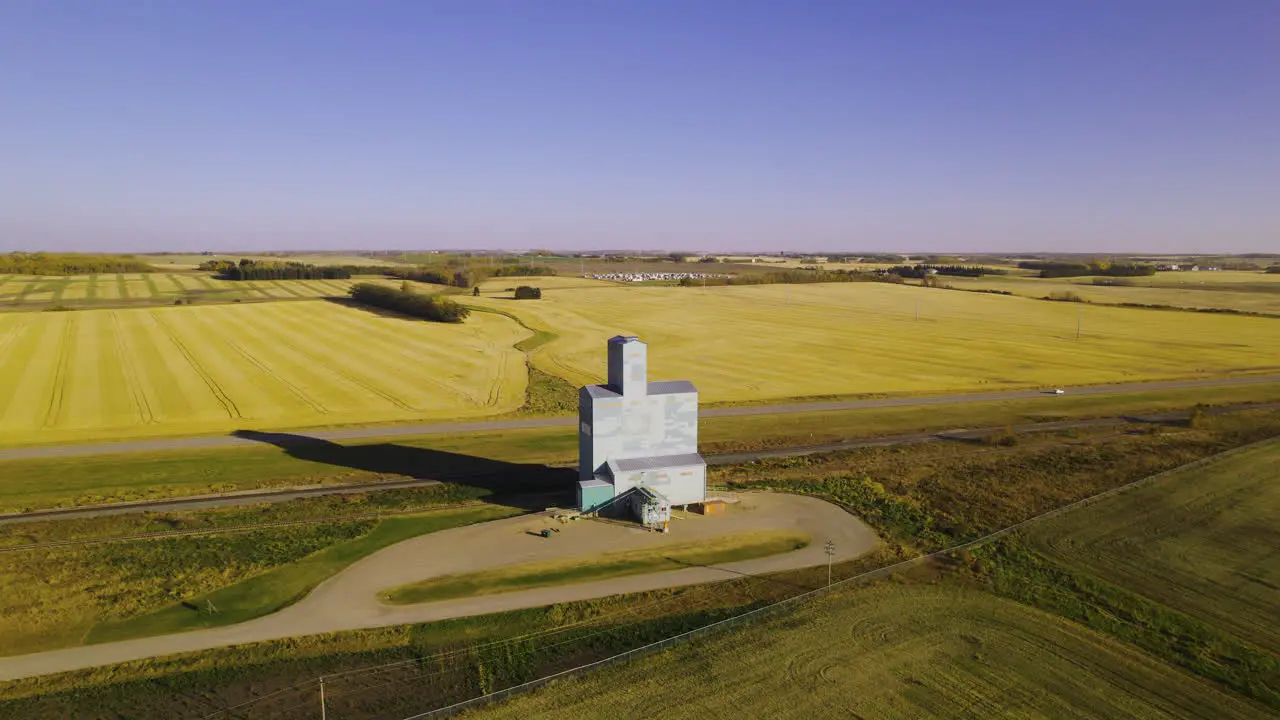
[0,273,377,308]
[0,301,529,445]
[474,584,1261,719]
[465,281,1280,402]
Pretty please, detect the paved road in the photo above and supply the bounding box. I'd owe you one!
[4,401,1274,528]
[1,373,1276,462]
[0,493,877,682]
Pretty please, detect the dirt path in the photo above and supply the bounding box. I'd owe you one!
[0,373,1276,461]
[0,494,877,681]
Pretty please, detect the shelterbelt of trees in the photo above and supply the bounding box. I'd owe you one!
[385,264,557,288]
[348,282,470,323]
[1019,261,1157,278]
[0,252,155,275]
[887,264,1007,278]
[199,258,355,280]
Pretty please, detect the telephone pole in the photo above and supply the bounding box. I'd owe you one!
[824,540,835,587]
[319,676,327,720]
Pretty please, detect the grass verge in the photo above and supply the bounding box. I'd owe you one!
[86,505,520,644]
[384,531,810,605]
[5,383,1280,513]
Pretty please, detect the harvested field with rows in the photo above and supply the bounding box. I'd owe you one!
[472,584,1262,720]
[463,281,1280,402]
[0,300,528,445]
[1029,438,1280,654]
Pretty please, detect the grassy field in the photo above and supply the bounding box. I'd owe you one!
[0,299,529,445]
[1028,439,1280,654]
[470,584,1263,720]
[947,270,1280,314]
[88,504,520,645]
[3,421,1276,718]
[462,282,1280,402]
[0,502,518,656]
[385,531,810,604]
[3,382,1280,512]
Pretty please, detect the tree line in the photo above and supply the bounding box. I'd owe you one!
[348,283,470,323]
[886,264,1006,278]
[1018,261,1156,278]
[0,252,155,275]
[200,259,354,280]
[385,264,557,289]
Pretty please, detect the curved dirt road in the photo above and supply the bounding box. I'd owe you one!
[0,494,877,681]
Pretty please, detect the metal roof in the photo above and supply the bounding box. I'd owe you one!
[582,384,621,399]
[582,380,695,398]
[611,453,706,473]
[647,380,697,395]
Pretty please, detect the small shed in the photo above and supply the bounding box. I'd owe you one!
[629,485,672,529]
[691,500,727,515]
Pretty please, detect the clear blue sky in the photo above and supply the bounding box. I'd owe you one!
[1,1,1276,254]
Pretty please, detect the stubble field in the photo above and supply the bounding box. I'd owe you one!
[948,272,1280,315]
[472,584,1262,720]
[0,300,528,445]
[464,281,1280,402]
[1028,438,1280,654]
[2,275,1278,446]
[0,273,407,309]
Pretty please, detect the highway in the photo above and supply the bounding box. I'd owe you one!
[0,373,1276,462]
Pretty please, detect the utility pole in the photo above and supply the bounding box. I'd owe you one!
[915,299,919,321]
[1077,308,1082,339]
[319,676,327,720]
[824,540,835,587]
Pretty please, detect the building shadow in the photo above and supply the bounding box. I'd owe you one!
[231,430,575,510]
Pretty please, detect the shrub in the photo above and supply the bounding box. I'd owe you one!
[1045,291,1086,303]
[513,286,542,300]
[348,283,470,323]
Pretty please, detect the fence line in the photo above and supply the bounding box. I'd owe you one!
[400,437,1274,719]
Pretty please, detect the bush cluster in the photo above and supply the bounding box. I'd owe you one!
[348,283,469,323]
[513,285,542,300]
[201,259,353,280]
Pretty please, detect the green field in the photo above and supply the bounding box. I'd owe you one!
[87,504,519,646]
[471,584,1262,720]
[384,531,810,605]
[464,282,1280,402]
[0,299,529,445]
[1029,439,1280,654]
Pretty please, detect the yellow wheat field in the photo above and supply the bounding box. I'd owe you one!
[0,301,528,445]
[464,282,1280,402]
